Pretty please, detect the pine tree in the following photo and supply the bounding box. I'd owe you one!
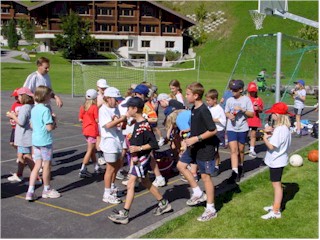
[7,19,19,49]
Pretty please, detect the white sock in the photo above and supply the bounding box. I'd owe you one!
[232,168,238,174]
[156,175,164,180]
[206,203,215,212]
[104,188,111,195]
[250,146,254,152]
[94,164,99,171]
[192,186,202,197]
[44,185,50,191]
[28,185,35,193]
[111,183,115,189]
[215,165,220,169]
[80,164,86,171]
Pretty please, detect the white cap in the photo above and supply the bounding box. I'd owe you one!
[97,79,109,88]
[86,89,98,100]
[157,93,170,101]
[104,87,124,101]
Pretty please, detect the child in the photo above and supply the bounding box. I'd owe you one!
[205,89,226,177]
[183,82,218,221]
[291,79,306,137]
[261,102,292,219]
[6,87,36,183]
[247,82,264,158]
[78,89,103,178]
[169,79,185,105]
[26,85,60,201]
[108,97,172,224]
[99,87,126,204]
[8,88,22,148]
[220,80,235,110]
[225,80,254,182]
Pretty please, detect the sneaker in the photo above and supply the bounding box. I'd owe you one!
[42,189,61,199]
[197,208,217,221]
[153,199,172,216]
[152,176,166,187]
[116,171,125,180]
[249,151,257,158]
[158,137,165,147]
[7,173,23,183]
[94,167,104,175]
[102,194,121,204]
[25,192,37,201]
[236,166,244,182]
[79,169,92,178]
[98,157,107,165]
[263,205,273,212]
[227,171,238,184]
[111,187,118,198]
[261,211,281,219]
[108,209,129,224]
[186,193,207,206]
[212,167,220,177]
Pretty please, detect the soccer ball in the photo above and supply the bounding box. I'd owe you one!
[289,154,303,167]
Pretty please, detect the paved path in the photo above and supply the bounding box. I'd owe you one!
[1,49,29,63]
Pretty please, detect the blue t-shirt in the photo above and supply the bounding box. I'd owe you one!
[31,103,53,146]
[220,90,233,110]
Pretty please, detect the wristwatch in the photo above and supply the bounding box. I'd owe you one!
[197,135,203,142]
[140,146,143,151]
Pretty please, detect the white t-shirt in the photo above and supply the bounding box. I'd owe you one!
[118,96,135,136]
[294,89,306,109]
[175,92,185,106]
[208,104,226,131]
[23,71,52,93]
[98,104,124,153]
[264,125,291,168]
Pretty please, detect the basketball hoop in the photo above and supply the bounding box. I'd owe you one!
[249,10,266,30]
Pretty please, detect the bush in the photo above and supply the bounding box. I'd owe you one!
[7,20,19,49]
[165,50,181,61]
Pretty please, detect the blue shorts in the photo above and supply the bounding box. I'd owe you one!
[196,159,216,176]
[294,108,304,115]
[33,144,53,161]
[17,146,32,154]
[179,150,196,165]
[129,155,151,178]
[227,131,248,144]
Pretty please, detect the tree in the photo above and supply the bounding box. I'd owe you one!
[54,11,98,59]
[7,19,19,49]
[195,3,207,23]
[18,19,35,42]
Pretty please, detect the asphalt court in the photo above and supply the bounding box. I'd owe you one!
[1,91,318,238]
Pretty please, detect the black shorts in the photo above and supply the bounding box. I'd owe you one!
[269,167,284,182]
[249,127,258,131]
[10,128,15,143]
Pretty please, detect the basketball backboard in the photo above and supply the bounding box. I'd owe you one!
[258,0,288,15]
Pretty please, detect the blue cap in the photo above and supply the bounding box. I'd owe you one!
[121,97,145,109]
[294,79,305,86]
[230,80,244,90]
[132,84,149,96]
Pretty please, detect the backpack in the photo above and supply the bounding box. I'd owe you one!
[311,122,318,138]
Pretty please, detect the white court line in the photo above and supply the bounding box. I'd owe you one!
[1,143,87,163]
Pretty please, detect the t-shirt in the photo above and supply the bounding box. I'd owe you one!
[97,92,104,108]
[30,103,53,146]
[220,90,233,110]
[98,104,124,153]
[225,95,254,132]
[208,104,226,131]
[118,96,135,136]
[294,89,306,109]
[264,125,291,168]
[10,101,23,128]
[129,119,159,158]
[79,104,99,137]
[247,96,264,128]
[175,92,185,105]
[14,104,33,147]
[189,103,217,161]
[23,71,52,93]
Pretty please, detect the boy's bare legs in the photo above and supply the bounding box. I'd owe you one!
[249,129,257,158]
[150,156,166,187]
[201,173,214,204]
[124,175,138,210]
[177,161,198,188]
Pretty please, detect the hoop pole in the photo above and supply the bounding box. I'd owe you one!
[197,56,201,82]
[275,32,282,103]
[71,60,74,98]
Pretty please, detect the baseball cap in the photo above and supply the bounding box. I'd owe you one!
[11,88,20,97]
[104,87,124,101]
[17,87,34,97]
[265,102,293,116]
[132,84,149,96]
[293,79,305,86]
[247,82,258,92]
[97,79,109,88]
[157,93,170,101]
[86,89,98,100]
[121,97,145,109]
[230,80,244,91]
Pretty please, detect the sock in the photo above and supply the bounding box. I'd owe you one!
[94,164,99,171]
[159,198,167,206]
[111,183,116,189]
[27,185,35,193]
[273,204,281,213]
[123,208,129,215]
[206,203,215,212]
[215,165,220,169]
[250,146,254,152]
[297,130,301,134]
[156,175,163,180]
[232,168,238,174]
[44,185,50,191]
[80,164,86,171]
[104,188,111,196]
[192,186,202,197]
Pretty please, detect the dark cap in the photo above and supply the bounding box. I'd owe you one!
[230,80,244,91]
[121,97,145,109]
[132,84,149,96]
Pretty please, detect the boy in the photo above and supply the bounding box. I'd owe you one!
[108,97,172,224]
[184,82,218,221]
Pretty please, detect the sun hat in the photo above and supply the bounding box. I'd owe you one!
[97,79,109,88]
[17,87,34,97]
[86,89,98,100]
[132,84,149,96]
[11,88,20,97]
[265,102,293,115]
[247,82,258,92]
[104,87,124,101]
[229,80,244,91]
[121,97,144,109]
[157,93,171,101]
[293,79,305,86]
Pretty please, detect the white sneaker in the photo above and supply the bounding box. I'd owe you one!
[42,189,61,199]
[197,208,217,221]
[186,193,207,206]
[116,171,125,180]
[111,187,118,198]
[152,176,166,187]
[102,194,121,204]
[249,151,257,158]
[158,137,165,147]
[261,211,281,219]
[98,157,107,165]
[263,205,273,212]
[7,173,23,183]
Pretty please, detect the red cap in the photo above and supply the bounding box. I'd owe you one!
[247,82,257,92]
[17,87,34,97]
[11,88,20,97]
[265,102,293,116]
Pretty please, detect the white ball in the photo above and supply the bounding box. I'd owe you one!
[289,154,303,167]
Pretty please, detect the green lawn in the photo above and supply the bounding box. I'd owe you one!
[143,142,319,238]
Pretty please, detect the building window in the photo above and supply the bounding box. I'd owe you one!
[128,39,133,48]
[97,24,112,32]
[99,41,112,52]
[119,24,133,32]
[141,5,154,17]
[165,41,175,48]
[120,8,133,16]
[97,7,112,16]
[162,25,176,33]
[141,40,150,48]
[142,25,155,33]
[1,8,10,14]
[75,5,89,15]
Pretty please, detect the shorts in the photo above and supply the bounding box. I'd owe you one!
[216,130,225,147]
[294,108,304,115]
[196,159,216,176]
[269,167,284,182]
[10,128,15,143]
[103,152,121,163]
[227,131,248,144]
[33,144,53,161]
[129,155,151,178]
[17,146,32,154]
[179,150,196,165]
[249,127,258,131]
[85,136,97,144]
[150,122,158,128]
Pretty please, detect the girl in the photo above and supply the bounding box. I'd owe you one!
[8,88,22,149]
[292,79,306,137]
[247,82,264,158]
[26,85,60,201]
[261,102,292,219]
[99,87,126,204]
[78,89,102,178]
[169,79,185,105]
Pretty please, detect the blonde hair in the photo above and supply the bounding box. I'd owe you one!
[165,109,186,130]
[34,85,52,103]
[83,99,97,111]
[274,114,291,128]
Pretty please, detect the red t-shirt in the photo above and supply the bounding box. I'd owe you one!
[10,101,23,129]
[247,96,264,128]
[79,104,99,137]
